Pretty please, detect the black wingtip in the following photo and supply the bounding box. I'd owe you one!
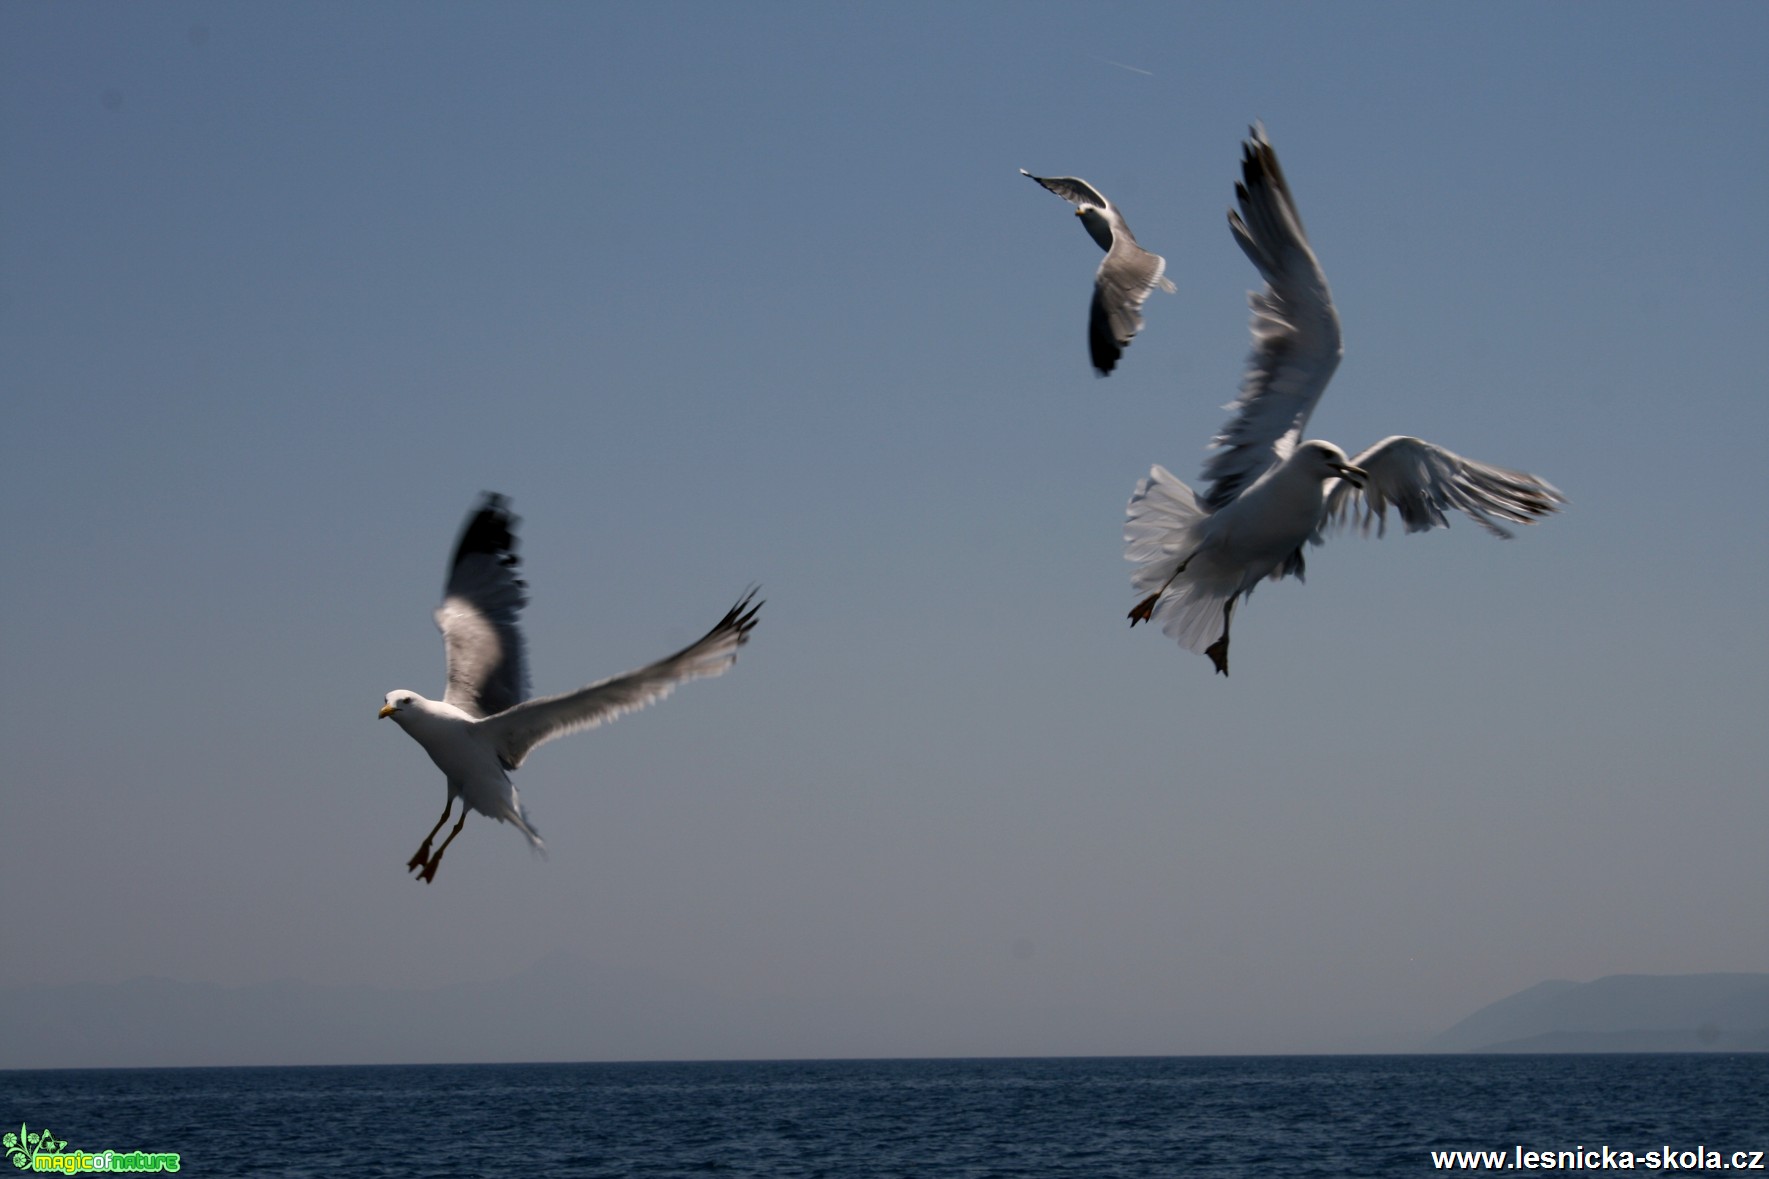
[724,585,764,644]
[1089,325,1121,376]
[1239,125,1290,197]
[452,491,522,571]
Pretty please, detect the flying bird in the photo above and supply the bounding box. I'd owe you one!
[380,493,761,881]
[1021,169,1175,375]
[1124,125,1563,675]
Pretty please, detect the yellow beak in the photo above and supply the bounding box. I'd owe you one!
[378,704,397,718]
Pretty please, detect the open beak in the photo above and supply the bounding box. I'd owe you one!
[1332,463,1368,489]
[378,704,397,719]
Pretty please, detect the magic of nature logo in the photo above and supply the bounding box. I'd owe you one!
[5,1124,180,1173]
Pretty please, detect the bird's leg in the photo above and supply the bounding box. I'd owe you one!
[417,809,468,884]
[1128,550,1198,627]
[407,799,455,873]
[1204,597,1237,677]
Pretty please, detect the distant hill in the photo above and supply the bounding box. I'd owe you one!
[10,964,1769,1067]
[1428,973,1769,1053]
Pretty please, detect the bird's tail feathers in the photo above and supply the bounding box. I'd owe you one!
[1125,464,1205,569]
[497,789,545,854]
[1125,466,1232,653]
[1147,581,1234,654]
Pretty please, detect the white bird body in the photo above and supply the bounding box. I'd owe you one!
[1126,126,1562,674]
[1210,443,1351,567]
[380,493,760,881]
[1129,441,1364,659]
[380,696,539,845]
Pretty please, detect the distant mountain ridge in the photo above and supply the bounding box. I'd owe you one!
[1428,973,1769,1053]
[8,965,1768,1067]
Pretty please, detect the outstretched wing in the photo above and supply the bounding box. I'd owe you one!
[483,589,762,770]
[436,492,530,719]
[1202,124,1343,510]
[1325,436,1565,538]
[1020,169,1111,213]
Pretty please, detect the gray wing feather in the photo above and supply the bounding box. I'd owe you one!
[1325,437,1566,538]
[436,493,530,720]
[484,590,761,771]
[1202,125,1343,511]
[1091,236,1173,372]
[1020,170,1110,210]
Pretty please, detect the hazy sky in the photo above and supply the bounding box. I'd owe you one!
[3,1,1766,1062]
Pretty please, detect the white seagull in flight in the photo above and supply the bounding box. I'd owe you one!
[380,493,761,881]
[1021,169,1175,375]
[1125,125,1563,675]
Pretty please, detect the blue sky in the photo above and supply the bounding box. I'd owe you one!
[3,1,1766,1060]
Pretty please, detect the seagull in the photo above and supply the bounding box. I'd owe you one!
[379,493,761,882]
[1021,169,1175,375]
[1124,125,1563,676]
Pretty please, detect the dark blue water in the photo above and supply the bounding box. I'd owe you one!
[4,1055,1767,1177]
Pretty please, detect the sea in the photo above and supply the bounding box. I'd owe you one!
[4,1054,1767,1177]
